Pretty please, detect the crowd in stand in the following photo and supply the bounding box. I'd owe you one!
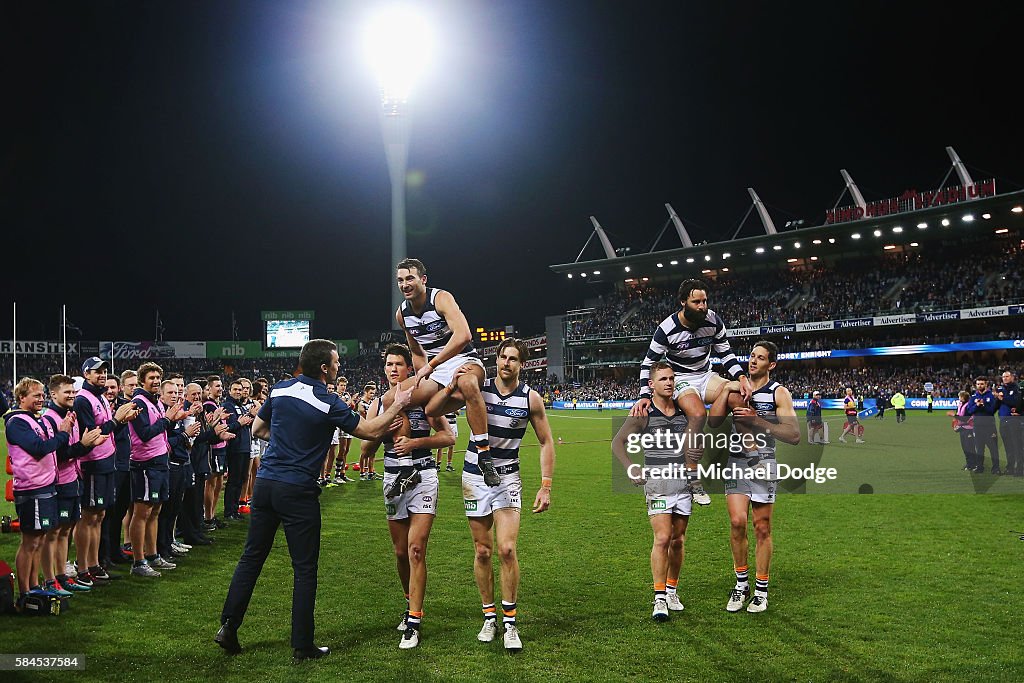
[566,242,1024,340]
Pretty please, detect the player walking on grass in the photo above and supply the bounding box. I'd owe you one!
[612,362,690,622]
[838,387,864,443]
[359,344,454,649]
[463,338,555,653]
[380,258,502,488]
[630,279,751,506]
[710,341,799,614]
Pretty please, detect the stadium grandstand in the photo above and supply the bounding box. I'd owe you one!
[542,153,1024,410]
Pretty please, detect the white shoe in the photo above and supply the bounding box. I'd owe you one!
[855,438,865,444]
[666,593,684,611]
[399,628,419,649]
[688,481,711,506]
[176,541,193,550]
[171,542,189,554]
[131,563,162,578]
[397,613,408,631]
[333,476,346,485]
[65,562,77,578]
[838,437,847,443]
[503,624,523,652]
[652,597,669,622]
[726,587,749,612]
[151,556,177,570]
[746,592,768,613]
[477,619,497,643]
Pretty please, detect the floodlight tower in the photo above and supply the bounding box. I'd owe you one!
[363,7,434,328]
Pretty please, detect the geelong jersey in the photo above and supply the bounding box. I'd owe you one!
[401,287,479,360]
[733,380,781,458]
[642,405,688,468]
[466,379,530,471]
[445,412,457,425]
[639,309,743,398]
[378,402,434,469]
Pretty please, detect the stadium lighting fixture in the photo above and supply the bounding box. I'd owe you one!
[579,272,587,277]
[722,252,731,259]
[812,239,822,245]
[982,213,991,220]
[755,247,765,254]
[962,214,974,222]
[656,263,663,268]
[917,222,927,229]
[772,245,782,251]
[669,260,678,265]
[941,218,951,226]
[704,255,712,261]
[624,266,630,272]
[787,258,798,263]
[883,245,896,250]
[592,270,600,275]
[873,229,882,237]
[828,238,836,244]
[851,233,861,239]
[910,242,919,247]
[363,5,436,326]
[794,242,801,248]
[996,228,1009,234]
[686,257,695,263]
[722,267,729,272]
[642,277,649,282]
[1012,206,1023,213]
[567,273,572,279]
[701,269,711,274]
[892,226,903,233]
[810,256,818,261]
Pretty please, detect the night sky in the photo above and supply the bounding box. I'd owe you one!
[4,1,1021,342]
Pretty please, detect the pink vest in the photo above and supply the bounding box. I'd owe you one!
[205,400,227,450]
[8,413,59,492]
[43,407,81,486]
[129,393,169,462]
[77,387,117,462]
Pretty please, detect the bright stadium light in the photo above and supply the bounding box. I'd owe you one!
[910,242,919,247]
[996,228,1009,234]
[624,266,630,272]
[812,239,822,245]
[1012,206,1023,213]
[657,263,664,268]
[893,226,903,233]
[580,272,587,277]
[593,270,600,275]
[941,218,951,226]
[567,274,572,279]
[851,233,861,239]
[704,255,711,261]
[810,256,818,261]
[669,260,678,265]
[883,245,896,250]
[873,229,882,237]
[686,257,695,263]
[962,214,974,222]
[772,245,782,251]
[787,258,798,263]
[363,5,436,326]
[982,213,991,220]
[917,222,927,229]
[722,267,729,272]
[828,238,836,244]
[794,242,801,248]
[722,252,731,259]
[755,247,765,254]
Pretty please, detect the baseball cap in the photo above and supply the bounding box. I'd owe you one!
[812,390,821,396]
[81,357,110,374]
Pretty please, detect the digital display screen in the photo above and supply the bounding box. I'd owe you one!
[266,319,310,348]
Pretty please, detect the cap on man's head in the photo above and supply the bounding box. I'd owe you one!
[81,357,109,374]
[813,390,821,396]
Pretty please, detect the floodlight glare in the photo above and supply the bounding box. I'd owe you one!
[363,6,435,106]
[941,218,950,226]
[962,214,974,222]
[624,266,631,272]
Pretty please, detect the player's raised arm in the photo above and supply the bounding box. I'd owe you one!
[711,316,751,400]
[527,389,555,512]
[631,324,669,416]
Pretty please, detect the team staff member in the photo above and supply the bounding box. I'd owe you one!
[217,339,415,661]
[360,344,454,649]
[73,357,142,586]
[204,375,233,529]
[159,380,202,560]
[181,383,230,545]
[5,378,73,607]
[892,389,907,423]
[711,341,800,614]
[996,371,1021,477]
[99,373,132,567]
[222,379,256,520]
[970,377,1001,474]
[462,338,555,653]
[612,362,690,622]
[43,375,107,594]
[805,391,825,444]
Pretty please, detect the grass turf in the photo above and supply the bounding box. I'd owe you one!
[1,410,1023,682]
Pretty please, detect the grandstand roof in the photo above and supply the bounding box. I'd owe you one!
[550,189,1024,284]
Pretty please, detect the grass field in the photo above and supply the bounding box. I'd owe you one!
[2,409,1023,682]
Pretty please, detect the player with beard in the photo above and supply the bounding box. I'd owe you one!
[630,279,751,506]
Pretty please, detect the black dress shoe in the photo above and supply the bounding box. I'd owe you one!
[293,645,329,661]
[108,554,131,565]
[215,622,242,654]
[184,537,213,546]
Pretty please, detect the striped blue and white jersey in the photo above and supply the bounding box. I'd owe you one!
[642,405,688,468]
[466,379,531,470]
[378,401,434,469]
[401,287,478,361]
[638,309,744,398]
[743,380,780,454]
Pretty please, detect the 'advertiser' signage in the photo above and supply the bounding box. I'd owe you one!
[0,341,78,355]
[796,321,835,332]
[730,326,761,337]
[834,318,873,329]
[873,314,916,326]
[762,324,796,334]
[960,305,1008,320]
[917,310,960,323]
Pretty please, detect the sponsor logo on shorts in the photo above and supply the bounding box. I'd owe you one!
[649,499,666,510]
[97,497,104,505]
[725,479,737,490]
[675,380,690,390]
[385,503,397,516]
[422,496,432,502]
[464,499,478,511]
[40,518,51,527]
[60,510,69,518]
[151,492,160,500]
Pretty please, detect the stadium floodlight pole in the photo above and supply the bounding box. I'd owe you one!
[363,7,435,328]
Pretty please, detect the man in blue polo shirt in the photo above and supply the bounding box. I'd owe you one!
[216,339,414,662]
[970,376,1000,474]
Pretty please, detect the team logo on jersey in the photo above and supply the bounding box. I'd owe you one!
[508,419,520,428]
[464,499,478,511]
[385,503,397,516]
[648,499,666,510]
[40,518,51,528]
[426,321,447,333]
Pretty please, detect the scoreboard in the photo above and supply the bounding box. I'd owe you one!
[476,327,508,343]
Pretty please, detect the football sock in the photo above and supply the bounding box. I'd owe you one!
[407,610,423,631]
[755,573,769,595]
[654,582,667,600]
[665,578,678,596]
[501,601,517,626]
[734,565,749,590]
[482,602,497,622]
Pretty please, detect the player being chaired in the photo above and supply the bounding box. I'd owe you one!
[630,278,751,505]
[380,258,502,488]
